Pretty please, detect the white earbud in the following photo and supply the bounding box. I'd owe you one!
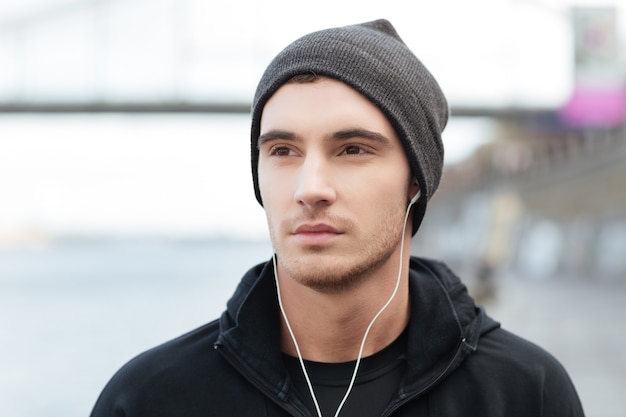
[410,189,421,205]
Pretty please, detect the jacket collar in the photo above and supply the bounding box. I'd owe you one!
[216,256,499,402]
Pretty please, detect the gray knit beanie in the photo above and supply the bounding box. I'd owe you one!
[250,19,448,235]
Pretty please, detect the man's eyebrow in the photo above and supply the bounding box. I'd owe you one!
[257,128,391,148]
[332,129,391,144]
[257,130,297,148]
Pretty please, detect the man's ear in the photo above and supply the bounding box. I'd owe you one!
[409,179,420,205]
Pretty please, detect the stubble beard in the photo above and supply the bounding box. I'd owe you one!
[268,201,407,294]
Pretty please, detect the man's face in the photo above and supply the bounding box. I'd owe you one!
[257,77,416,293]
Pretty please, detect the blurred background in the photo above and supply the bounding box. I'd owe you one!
[0,0,624,416]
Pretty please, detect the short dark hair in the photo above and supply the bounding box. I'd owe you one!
[286,73,321,84]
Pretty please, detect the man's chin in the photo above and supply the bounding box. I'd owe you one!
[278,253,371,294]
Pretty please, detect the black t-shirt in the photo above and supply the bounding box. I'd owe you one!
[283,330,407,417]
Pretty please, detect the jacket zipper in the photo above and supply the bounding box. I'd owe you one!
[214,340,310,417]
[381,338,468,417]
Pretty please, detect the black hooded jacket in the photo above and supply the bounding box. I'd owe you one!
[90,257,584,416]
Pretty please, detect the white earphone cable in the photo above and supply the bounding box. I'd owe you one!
[273,192,418,417]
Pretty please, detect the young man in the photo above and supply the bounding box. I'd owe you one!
[90,19,584,417]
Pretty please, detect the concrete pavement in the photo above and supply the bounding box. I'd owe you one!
[481,275,626,417]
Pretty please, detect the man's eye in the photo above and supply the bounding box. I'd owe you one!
[270,146,293,156]
[343,145,365,155]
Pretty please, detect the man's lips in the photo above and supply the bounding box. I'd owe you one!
[292,223,343,244]
[293,223,341,234]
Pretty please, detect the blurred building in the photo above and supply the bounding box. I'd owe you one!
[414,7,626,284]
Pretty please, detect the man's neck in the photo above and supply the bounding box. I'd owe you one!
[276,256,411,363]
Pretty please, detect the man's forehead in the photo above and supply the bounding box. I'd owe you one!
[259,83,401,151]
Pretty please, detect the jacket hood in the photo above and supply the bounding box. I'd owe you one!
[401,258,499,393]
[216,256,499,403]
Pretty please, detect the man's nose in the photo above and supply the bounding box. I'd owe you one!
[293,155,337,208]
